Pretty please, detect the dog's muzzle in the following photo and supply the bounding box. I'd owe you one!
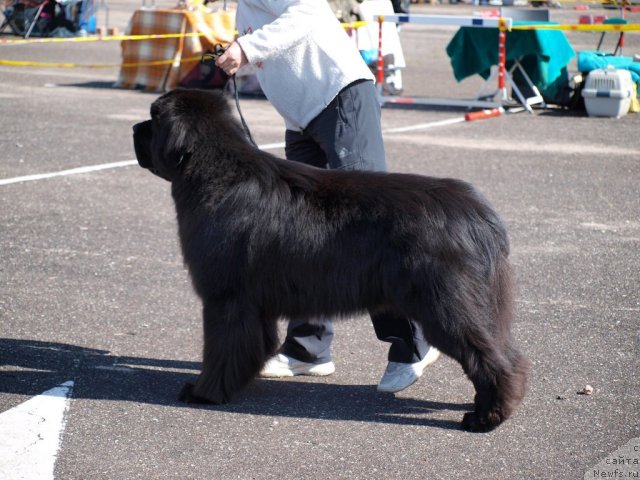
[133,120,153,170]
[132,120,177,182]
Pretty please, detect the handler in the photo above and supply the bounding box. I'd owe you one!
[215,0,439,393]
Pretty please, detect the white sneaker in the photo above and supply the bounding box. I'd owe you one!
[259,353,336,378]
[377,347,441,393]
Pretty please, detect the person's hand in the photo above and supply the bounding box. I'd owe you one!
[215,41,248,76]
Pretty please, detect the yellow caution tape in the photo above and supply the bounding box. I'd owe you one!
[3,17,632,46]
[0,56,202,69]
[530,0,639,4]
[540,0,640,4]
[0,32,218,45]
[0,21,371,45]
[0,17,636,68]
[342,20,372,30]
[510,23,640,32]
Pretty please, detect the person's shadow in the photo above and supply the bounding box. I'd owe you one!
[0,338,468,429]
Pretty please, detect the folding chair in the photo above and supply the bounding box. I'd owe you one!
[58,0,97,33]
[0,0,51,37]
[596,17,627,56]
[1,0,18,33]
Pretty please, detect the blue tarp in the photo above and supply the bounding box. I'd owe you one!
[577,51,640,85]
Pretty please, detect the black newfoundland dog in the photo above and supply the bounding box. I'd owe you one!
[133,89,528,432]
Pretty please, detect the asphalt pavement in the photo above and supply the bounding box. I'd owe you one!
[1,1,639,479]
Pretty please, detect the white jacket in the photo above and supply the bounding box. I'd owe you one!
[235,0,375,131]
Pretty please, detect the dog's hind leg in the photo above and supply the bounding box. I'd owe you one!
[416,265,528,432]
[459,260,529,432]
[456,332,528,432]
[179,298,278,404]
[420,317,525,432]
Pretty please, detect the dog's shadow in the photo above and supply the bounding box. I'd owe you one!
[0,338,467,430]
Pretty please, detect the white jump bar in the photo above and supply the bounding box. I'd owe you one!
[376,14,512,29]
[382,96,501,109]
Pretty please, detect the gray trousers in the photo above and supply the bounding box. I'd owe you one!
[281,79,429,365]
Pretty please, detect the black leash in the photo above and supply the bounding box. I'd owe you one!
[201,44,258,147]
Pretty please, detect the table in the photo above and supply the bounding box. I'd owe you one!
[446,22,575,105]
[115,7,235,92]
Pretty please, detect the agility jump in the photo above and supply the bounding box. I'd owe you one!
[373,13,640,117]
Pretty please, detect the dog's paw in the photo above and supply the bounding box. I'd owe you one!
[178,383,212,404]
[178,382,229,404]
[461,411,500,433]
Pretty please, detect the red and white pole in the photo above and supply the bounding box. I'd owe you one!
[498,17,507,101]
[620,0,626,54]
[466,19,507,121]
[376,15,385,95]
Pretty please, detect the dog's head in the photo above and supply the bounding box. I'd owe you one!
[133,89,233,182]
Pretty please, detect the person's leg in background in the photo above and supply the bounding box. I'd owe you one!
[259,127,337,378]
[370,312,440,393]
[260,80,439,391]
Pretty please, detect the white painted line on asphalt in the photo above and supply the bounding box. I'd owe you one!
[94,364,135,373]
[0,160,137,186]
[257,142,286,150]
[0,116,464,186]
[383,117,467,133]
[0,380,74,480]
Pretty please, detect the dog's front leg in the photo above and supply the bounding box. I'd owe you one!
[179,298,277,404]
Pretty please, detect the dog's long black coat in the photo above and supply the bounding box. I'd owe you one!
[133,89,528,432]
